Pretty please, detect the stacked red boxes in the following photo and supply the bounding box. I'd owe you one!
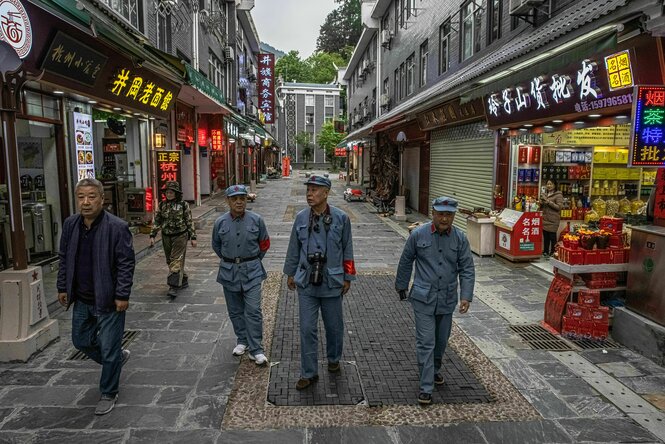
[599,216,623,233]
[562,291,610,340]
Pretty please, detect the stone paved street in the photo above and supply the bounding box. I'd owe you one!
[1,173,665,443]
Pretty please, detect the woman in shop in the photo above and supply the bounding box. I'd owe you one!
[540,179,563,258]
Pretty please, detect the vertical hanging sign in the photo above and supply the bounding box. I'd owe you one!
[155,150,182,200]
[630,85,665,167]
[257,53,275,124]
[73,112,95,181]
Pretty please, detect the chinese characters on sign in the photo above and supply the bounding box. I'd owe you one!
[654,169,665,221]
[485,54,634,127]
[416,98,485,131]
[605,50,634,91]
[0,0,32,59]
[225,118,238,139]
[257,53,275,124]
[155,151,182,200]
[211,129,222,151]
[334,147,347,157]
[109,68,175,113]
[42,31,107,86]
[630,86,665,166]
[73,112,95,181]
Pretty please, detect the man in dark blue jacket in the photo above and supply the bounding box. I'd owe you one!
[57,178,135,415]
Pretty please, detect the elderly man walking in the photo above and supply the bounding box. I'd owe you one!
[284,175,356,390]
[212,184,271,365]
[395,197,475,405]
[57,178,135,415]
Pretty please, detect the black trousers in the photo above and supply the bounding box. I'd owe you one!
[543,230,557,255]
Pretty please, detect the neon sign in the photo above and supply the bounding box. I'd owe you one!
[630,85,665,167]
[155,150,182,199]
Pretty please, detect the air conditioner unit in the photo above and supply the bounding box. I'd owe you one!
[380,94,391,107]
[509,0,545,15]
[224,46,234,60]
[380,30,393,48]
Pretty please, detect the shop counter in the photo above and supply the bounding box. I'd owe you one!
[494,210,543,261]
[467,216,496,256]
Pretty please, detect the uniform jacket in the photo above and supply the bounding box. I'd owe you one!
[57,211,136,314]
[395,222,475,315]
[283,205,356,297]
[541,190,563,233]
[212,211,270,291]
[150,198,196,239]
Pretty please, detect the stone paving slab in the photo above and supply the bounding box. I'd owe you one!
[267,275,493,407]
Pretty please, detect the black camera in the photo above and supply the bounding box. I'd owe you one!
[307,252,327,286]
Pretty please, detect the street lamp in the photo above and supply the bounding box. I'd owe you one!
[395,131,407,221]
[0,41,31,270]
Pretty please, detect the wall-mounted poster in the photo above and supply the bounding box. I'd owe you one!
[73,112,95,181]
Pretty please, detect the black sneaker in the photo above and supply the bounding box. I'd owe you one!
[434,373,444,385]
[328,362,341,373]
[167,272,180,287]
[167,286,178,298]
[417,392,432,405]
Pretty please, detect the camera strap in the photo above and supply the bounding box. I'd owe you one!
[307,206,331,257]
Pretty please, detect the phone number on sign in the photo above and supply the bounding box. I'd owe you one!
[588,94,633,110]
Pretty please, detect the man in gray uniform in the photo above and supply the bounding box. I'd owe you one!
[284,175,356,390]
[395,196,475,405]
[212,184,271,366]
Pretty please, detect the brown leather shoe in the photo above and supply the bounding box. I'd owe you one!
[328,362,341,373]
[295,375,319,390]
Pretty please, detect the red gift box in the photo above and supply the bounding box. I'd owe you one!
[584,251,599,265]
[570,250,584,265]
[609,235,622,248]
[562,316,579,335]
[599,216,623,233]
[610,249,625,264]
[578,290,601,307]
[598,250,611,264]
[591,321,609,340]
[590,307,610,322]
[584,279,617,289]
[567,302,589,319]
[519,146,529,163]
[577,319,594,338]
[529,146,541,164]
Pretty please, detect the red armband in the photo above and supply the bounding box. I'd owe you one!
[343,259,356,275]
[259,237,271,252]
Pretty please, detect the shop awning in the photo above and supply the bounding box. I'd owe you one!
[184,64,226,106]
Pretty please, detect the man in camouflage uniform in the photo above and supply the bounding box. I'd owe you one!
[150,181,197,297]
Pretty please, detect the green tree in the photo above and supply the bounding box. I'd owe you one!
[306,52,346,84]
[295,131,313,168]
[318,120,346,170]
[317,0,362,55]
[275,50,310,83]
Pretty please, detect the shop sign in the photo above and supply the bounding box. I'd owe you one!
[630,85,665,166]
[486,55,634,127]
[605,50,634,91]
[257,53,275,123]
[0,0,32,59]
[177,127,187,142]
[211,129,222,151]
[126,189,146,216]
[519,242,535,251]
[41,31,107,86]
[155,150,181,199]
[108,68,176,113]
[416,98,485,131]
[225,119,238,139]
[543,124,631,146]
[73,111,95,181]
[654,169,665,220]
[335,147,347,157]
[198,128,208,147]
[145,186,153,212]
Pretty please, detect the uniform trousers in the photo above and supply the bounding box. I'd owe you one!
[413,310,453,394]
[162,233,188,285]
[298,292,344,379]
[223,284,264,355]
[71,301,126,396]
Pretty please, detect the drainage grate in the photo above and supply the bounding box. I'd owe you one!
[68,330,140,361]
[570,337,623,350]
[509,324,575,351]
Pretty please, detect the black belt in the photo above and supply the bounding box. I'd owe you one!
[222,255,259,264]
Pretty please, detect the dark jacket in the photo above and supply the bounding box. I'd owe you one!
[541,190,563,233]
[57,211,135,314]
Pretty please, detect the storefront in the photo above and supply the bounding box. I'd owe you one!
[418,98,488,227]
[0,1,181,269]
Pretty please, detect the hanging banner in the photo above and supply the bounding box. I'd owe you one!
[630,85,665,167]
[654,169,665,220]
[257,53,275,123]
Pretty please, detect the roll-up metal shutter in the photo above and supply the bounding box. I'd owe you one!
[430,122,495,233]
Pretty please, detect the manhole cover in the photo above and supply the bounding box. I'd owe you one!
[68,330,140,361]
[509,324,575,351]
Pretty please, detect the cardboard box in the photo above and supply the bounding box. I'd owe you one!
[590,307,610,323]
[567,302,589,319]
[578,290,601,307]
